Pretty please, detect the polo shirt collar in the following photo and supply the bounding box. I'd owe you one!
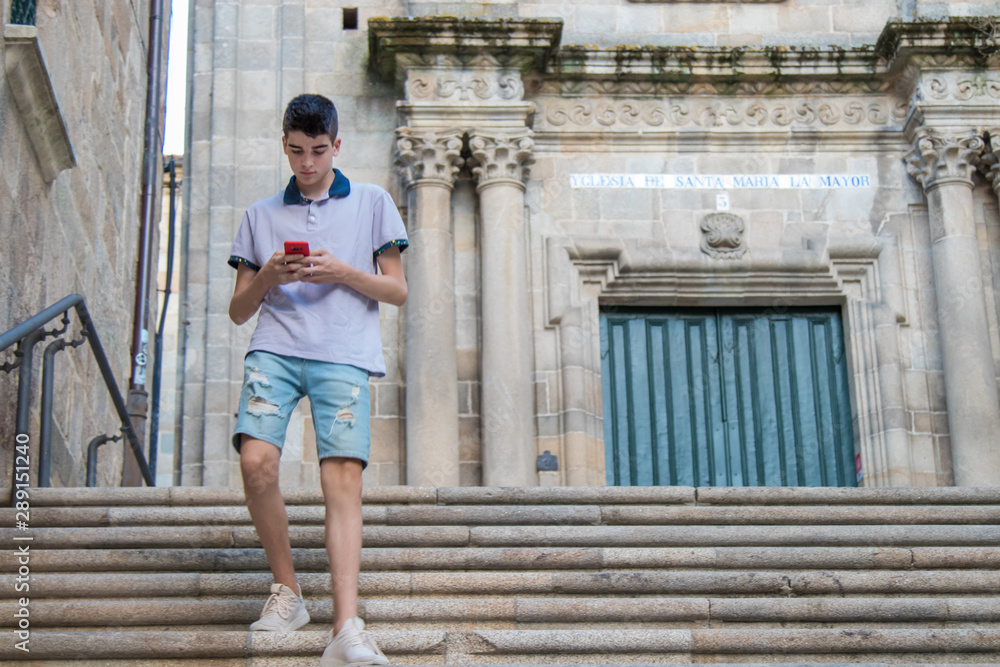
[283,168,351,204]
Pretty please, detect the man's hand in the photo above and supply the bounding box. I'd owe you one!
[229,251,308,325]
[287,246,407,306]
[294,248,354,284]
[260,250,308,287]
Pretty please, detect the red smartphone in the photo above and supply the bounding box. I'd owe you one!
[284,241,310,257]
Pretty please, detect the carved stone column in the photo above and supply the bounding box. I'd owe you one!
[395,128,464,487]
[470,130,537,486]
[906,127,1000,486]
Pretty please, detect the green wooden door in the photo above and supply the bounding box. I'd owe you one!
[600,308,856,487]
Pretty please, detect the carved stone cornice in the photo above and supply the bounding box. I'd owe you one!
[919,70,1000,102]
[368,17,562,84]
[469,131,535,190]
[370,16,998,96]
[400,54,527,104]
[536,96,909,132]
[903,70,1000,132]
[876,17,1000,66]
[904,127,984,191]
[551,45,882,84]
[530,78,894,97]
[393,128,464,189]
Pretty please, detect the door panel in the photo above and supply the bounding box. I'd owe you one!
[601,308,856,487]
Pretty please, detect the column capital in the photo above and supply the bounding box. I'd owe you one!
[904,126,984,191]
[393,128,464,190]
[468,131,534,190]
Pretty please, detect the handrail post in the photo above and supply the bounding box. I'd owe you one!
[38,338,68,488]
[86,434,121,487]
[14,328,44,487]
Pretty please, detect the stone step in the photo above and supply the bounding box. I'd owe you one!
[4,569,999,600]
[7,485,1000,507]
[15,663,993,667]
[5,485,997,665]
[2,629,998,664]
[7,545,998,573]
[3,596,1000,630]
[8,503,1000,527]
[4,523,998,550]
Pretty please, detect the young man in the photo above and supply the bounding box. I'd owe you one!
[227,93,407,666]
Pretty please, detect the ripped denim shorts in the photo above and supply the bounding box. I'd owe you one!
[232,350,371,466]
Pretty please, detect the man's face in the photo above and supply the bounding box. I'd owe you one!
[282,130,341,189]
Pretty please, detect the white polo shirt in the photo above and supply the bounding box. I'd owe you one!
[229,170,408,377]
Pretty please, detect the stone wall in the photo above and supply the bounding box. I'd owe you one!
[183,1,1000,487]
[0,1,168,487]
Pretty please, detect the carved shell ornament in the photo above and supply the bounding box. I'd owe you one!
[701,213,747,259]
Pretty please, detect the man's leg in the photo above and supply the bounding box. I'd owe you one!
[319,456,363,634]
[241,436,299,594]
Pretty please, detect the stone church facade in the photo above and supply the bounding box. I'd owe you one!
[180,1,1000,489]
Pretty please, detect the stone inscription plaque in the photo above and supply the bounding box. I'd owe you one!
[570,174,874,189]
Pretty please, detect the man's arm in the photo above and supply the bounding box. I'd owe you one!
[296,246,407,307]
[229,252,307,325]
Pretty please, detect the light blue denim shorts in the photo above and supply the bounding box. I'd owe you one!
[232,351,371,466]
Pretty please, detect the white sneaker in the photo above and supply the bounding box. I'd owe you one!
[249,583,310,631]
[320,616,389,666]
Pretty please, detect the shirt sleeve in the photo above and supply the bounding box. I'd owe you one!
[372,189,408,257]
[228,209,261,271]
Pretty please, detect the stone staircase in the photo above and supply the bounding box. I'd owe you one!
[1,485,999,665]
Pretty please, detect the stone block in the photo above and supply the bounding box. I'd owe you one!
[456,348,480,382]
[438,486,695,506]
[904,369,931,412]
[385,505,600,527]
[370,417,401,463]
[536,413,560,438]
[911,546,1000,569]
[467,523,1000,548]
[456,315,479,350]
[459,461,482,486]
[238,6,277,41]
[521,597,708,624]
[457,382,472,416]
[375,382,401,417]
[237,40,280,73]
[236,72,278,112]
[777,6,834,34]
[361,463,382,489]
[367,598,516,622]
[912,411,933,434]
[696,486,1000,506]
[459,417,482,460]
[927,371,947,411]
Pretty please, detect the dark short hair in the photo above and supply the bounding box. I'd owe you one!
[283,94,338,139]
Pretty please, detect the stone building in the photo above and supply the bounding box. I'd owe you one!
[0,1,170,487]
[179,1,1000,489]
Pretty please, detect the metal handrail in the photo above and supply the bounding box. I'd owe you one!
[1,294,155,490]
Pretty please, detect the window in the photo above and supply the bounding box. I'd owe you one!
[9,0,36,25]
[342,8,358,30]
